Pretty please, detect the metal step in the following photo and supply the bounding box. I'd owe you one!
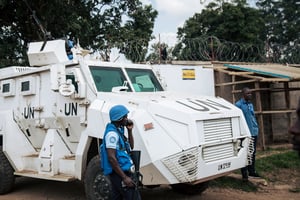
[14,170,76,182]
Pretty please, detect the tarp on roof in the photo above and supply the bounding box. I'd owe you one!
[223,64,300,81]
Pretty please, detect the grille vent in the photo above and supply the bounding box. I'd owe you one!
[203,118,233,143]
[162,147,199,182]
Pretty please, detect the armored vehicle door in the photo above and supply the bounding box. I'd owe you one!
[14,74,44,149]
[53,68,88,153]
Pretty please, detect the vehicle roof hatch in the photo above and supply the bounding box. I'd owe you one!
[27,40,68,67]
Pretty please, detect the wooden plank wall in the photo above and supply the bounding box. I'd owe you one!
[213,62,300,149]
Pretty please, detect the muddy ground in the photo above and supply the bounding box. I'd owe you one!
[1,168,299,200]
[1,149,299,200]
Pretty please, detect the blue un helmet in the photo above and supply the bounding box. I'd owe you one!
[109,105,129,122]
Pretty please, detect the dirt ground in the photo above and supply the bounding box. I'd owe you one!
[143,167,300,200]
[1,148,299,200]
[1,167,299,200]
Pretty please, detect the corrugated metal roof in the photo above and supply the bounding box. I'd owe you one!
[223,64,300,81]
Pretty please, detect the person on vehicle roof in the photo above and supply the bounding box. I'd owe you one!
[100,105,141,200]
[236,87,260,181]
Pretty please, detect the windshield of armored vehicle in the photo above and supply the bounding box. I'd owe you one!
[89,66,132,92]
[89,66,163,92]
[126,68,163,92]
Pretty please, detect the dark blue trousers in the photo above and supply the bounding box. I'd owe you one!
[109,171,141,200]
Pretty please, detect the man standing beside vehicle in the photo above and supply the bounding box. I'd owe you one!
[236,87,260,181]
[101,105,141,200]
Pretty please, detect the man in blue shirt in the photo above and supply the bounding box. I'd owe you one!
[236,87,260,181]
[101,105,141,200]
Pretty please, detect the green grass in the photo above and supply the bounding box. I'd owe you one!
[256,150,300,172]
[210,150,300,192]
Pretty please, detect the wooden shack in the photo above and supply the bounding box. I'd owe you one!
[213,62,300,149]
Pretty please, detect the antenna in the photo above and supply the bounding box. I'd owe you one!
[23,0,53,51]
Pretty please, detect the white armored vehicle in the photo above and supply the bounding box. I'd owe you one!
[0,39,253,199]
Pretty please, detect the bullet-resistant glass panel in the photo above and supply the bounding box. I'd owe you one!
[21,81,30,92]
[126,68,163,92]
[1,79,15,97]
[2,83,10,93]
[20,76,36,96]
[89,66,131,92]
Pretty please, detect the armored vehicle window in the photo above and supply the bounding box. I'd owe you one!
[126,68,163,92]
[20,76,36,96]
[89,66,131,92]
[1,79,15,97]
[21,81,30,92]
[2,83,10,93]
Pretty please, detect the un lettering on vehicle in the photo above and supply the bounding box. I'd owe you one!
[65,102,78,116]
[176,99,232,112]
[24,106,35,119]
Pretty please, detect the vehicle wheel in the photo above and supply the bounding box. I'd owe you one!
[171,181,209,195]
[0,146,15,194]
[84,155,112,200]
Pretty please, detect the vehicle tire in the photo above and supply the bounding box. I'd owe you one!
[0,146,15,194]
[171,181,209,195]
[84,155,112,200]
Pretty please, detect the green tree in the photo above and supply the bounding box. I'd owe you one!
[174,0,266,61]
[118,4,158,62]
[257,0,300,45]
[257,0,300,63]
[0,0,157,66]
[178,0,265,43]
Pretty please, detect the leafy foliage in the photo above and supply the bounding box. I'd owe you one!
[1,0,299,65]
[256,0,300,63]
[0,0,157,66]
[257,0,300,45]
[174,0,266,61]
[172,0,299,63]
[179,0,265,43]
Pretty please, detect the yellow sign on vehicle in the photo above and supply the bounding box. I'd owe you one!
[182,69,195,80]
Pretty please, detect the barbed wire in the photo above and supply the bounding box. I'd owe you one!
[2,36,299,67]
[100,36,299,64]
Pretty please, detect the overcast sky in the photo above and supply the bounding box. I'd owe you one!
[141,0,207,46]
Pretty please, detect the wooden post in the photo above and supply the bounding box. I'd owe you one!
[232,75,236,103]
[254,81,265,150]
[284,82,291,127]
